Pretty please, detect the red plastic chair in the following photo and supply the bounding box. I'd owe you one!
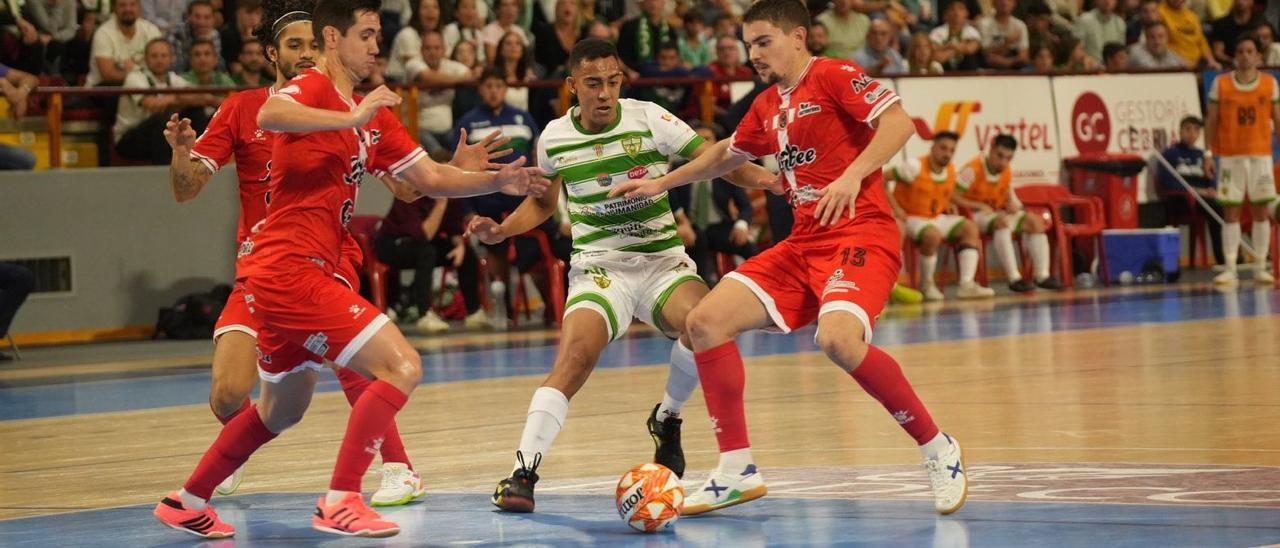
[716,253,737,278]
[346,215,392,312]
[504,229,567,327]
[1159,190,1210,268]
[1014,184,1110,287]
[901,236,968,288]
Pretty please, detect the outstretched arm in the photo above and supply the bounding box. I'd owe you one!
[257,85,402,132]
[397,154,548,199]
[467,177,563,245]
[609,138,750,199]
[687,139,780,192]
[164,114,213,202]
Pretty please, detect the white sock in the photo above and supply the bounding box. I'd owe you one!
[1028,233,1051,281]
[178,488,207,510]
[958,248,979,285]
[514,386,570,472]
[1252,221,1271,265]
[717,447,755,475]
[1223,222,1241,271]
[657,340,698,420]
[325,490,357,505]
[920,253,938,287]
[920,431,952,460]
[992,227,1020,282]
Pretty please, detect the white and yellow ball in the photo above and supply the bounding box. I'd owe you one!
[615,463,683,533]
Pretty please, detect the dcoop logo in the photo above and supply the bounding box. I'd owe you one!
[1071,92,1110,154]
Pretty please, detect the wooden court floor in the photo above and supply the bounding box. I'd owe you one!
[2,293,1277,523]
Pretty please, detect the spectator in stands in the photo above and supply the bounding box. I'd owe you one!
[1127,0,1162,44]
[1075,0,1125,61]
[586,20,613,42]
[231,38,272,86]
[676,11,712,70]
[379,0,411,53]
[853,19,907,75]
[0,262,35,359]
[452,39,483,78]
[183,38,234,90]
[1060,35,1101,71]
[1255,22,1280,66]
[815,0,871,59]
[494,31,537,111]
[444,0,486,63]
[669,124,759,283]
[218,0,262,70]
[169,0,222,73]
[140,0,184,35]
[113,38,216,164]
[386,0,440,82]
[930,0,982,71]
[1158,0,1220,68]
[979,0,1029,69]
[640,41,694,117]
[907,30,945,73]
[807,21,837,57]
[482,0,531,63]
[1102,41,1129,71]
[0,63,37,118]
[407,30,472,154]
[893,0,935,31]
[1027,42,1056,71]
[1210,0,1263,66]
[618,0,675,71]
[86,0,162,86]
[1025,1,1073,56]
[25,0,77,74]
[708,34,753,123]
[1158,115,1223,265]
[375,196,488,332]
[534,0,588,77]
[1128,21,1188,68]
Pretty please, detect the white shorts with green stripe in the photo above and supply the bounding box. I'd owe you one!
[564,253,703,341]
[973,210,1028,234]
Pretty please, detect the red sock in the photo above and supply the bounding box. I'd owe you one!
[184,405,277,500]
[330,380,408,492]
[335,367,412,469]
[851,346,940,445]
[212,398,251,425]
[694,341,750,452]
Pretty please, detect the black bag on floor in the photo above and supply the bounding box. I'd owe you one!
[154,284,232,340]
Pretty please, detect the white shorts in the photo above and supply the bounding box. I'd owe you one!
[973,210,1028,234]
[906,214,969,241]
[1218,155,1277,205]
[564,253,703,341]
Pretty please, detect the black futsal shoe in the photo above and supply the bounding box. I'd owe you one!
[647,403,686,478]
[492,451,541,513]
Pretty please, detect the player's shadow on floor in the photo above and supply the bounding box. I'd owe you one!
[502,507,771,547]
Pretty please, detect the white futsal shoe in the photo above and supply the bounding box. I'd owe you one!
[923,433,968,515]
[1213,269,1239,286]
[214,465,243,496]
[682,464,768,516]
[371,463,426,507]
[956,282,995,299]
[1254,268,1275,285]
[922,284,945,302]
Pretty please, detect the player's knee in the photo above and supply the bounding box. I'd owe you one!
[685,304,725,346]
[815,326,869,371]
[993,217,1009,231]
[920,229,942,251]
[262,406,306,433]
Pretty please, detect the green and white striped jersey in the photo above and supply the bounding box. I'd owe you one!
[537,99,705,266]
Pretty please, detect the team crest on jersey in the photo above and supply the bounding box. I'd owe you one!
[660,113,674,122]
[237,239,254,257]
[340,198,354,226]
[596,173,613,187]
[594,143,605,158]
[621,135,643,158]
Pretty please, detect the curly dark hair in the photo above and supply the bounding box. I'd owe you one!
[255,0,317,48]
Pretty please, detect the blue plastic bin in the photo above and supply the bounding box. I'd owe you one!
[1102,228,1181,283]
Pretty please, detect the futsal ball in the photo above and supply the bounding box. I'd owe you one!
[615,463,683,533]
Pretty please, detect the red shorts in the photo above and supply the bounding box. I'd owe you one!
[213,264,361,342]
[725,218,900,341]
[240,265,388,383]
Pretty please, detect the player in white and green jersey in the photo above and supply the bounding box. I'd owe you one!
[468,38,776,513]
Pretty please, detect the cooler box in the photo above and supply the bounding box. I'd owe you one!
[1102,228,1180,282]
[1064,154,1146,229]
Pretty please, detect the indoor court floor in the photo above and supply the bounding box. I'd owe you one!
[1,284,1278,546]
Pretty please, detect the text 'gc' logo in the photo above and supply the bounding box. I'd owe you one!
[1071,92,1110,154]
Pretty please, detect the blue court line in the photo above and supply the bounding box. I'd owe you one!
[1,492,1276,547]
[1,288,1276,421]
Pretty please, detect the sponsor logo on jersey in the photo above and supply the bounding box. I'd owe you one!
[850,73,874,94]
[777,143,817,172]
[594,143,605,158]
[303,331,329,356]
[864,87,889,104]
[349,305,365,319]
[791,185,821,205]
[823,268,861,296]
[615,221,661,239]
[621,135,643,158]
[340,199,354,226]
[628,165,649,180]
[253,129,265,141]
[798,102,822,118]
[237,239,254,257]
[596,173,613,187]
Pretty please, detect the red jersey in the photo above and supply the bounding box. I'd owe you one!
[191,87,273,245]
[729,57,901,234]
[237,69,426,279]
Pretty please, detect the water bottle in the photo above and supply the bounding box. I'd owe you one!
[1075,272,1097,289]
[488,280,508,329]
[1118,271,1135,285]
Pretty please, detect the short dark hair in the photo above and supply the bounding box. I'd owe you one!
[568,37,618,70]
[187,0,214,15]
[657,40,679,54]
[1144,20,1168,34]
[682,11,704,26]
[479,66,506,84]
[743,0,810,32]
[1235,33,1259,52]
[1101,41,1126,62]
[1179,115,1203,128]
[189,37,217,54]
[1025,1,1052,16]
[238,0,264,12]
[992,134,1017,151]
[312,0,380,49]
[256,0,316,47]
[934,131,960,143]
[145,37,173,54]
